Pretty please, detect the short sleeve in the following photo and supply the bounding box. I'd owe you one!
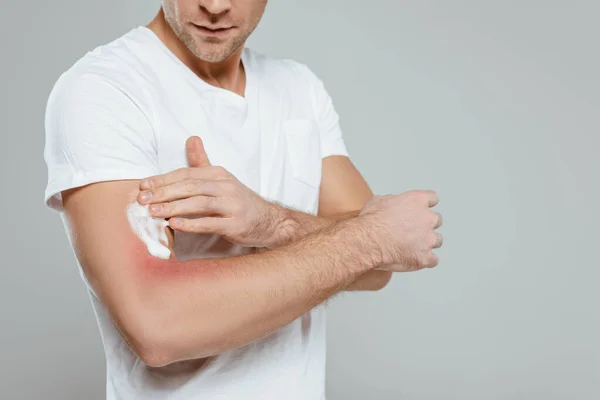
[43,73,159,211]
[302,65,349,159]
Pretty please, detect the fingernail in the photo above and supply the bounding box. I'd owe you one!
[150,204,162,213]
[170,218,181,227]
[139,191,152,202]
[141,179,153,190]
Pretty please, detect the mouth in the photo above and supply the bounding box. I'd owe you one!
[191,23,235,38]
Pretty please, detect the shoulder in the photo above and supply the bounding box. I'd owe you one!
[47,27,154,112]
[243,47,322,88]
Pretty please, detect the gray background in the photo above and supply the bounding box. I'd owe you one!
[1,0,598,399]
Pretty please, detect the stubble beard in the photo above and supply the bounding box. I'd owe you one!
[163,2,255,63]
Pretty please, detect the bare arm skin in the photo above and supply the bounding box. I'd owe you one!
[267,155,392,291]
[141,138,389,291]
[62,180,381,368]
[63,148,441,371]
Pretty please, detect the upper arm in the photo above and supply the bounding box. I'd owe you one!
[62,180,175,360]
[300,63,373,215]
[43,71,173,361]
[318,155,373,217]
[299,63,374,216]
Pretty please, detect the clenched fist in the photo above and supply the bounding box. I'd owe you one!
[359,191,443,272]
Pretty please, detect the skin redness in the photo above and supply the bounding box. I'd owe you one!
[126,201,171,259]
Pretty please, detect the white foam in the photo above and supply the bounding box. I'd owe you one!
[126,201,171,259]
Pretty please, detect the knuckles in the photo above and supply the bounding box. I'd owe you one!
[183,181,200,193]
[426,254,439,268]
[415,251,428,270]
[430,211,440,227]
[428,232,439,248]
[204,196,218,210]
[152,187,164,199]
[183,168,194,180]
[212,166,231,179]
[193,180,206,191]
[229,200,244,216]
[220,180,238,196]
[161,202,174,213]
[173,167,194,180]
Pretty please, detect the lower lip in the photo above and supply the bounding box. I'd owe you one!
[193,24,234,38]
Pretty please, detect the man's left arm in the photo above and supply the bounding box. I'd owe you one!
[259,155,391,291]
[268,155,392,291]
[139,60,392,291]
[268,63,392,291]
[139,140,391,291]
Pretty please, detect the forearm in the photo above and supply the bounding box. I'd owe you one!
[268,205,360,249]
[268,206,391,291]
[134,217,378,367]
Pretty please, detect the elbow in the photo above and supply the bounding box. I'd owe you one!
[135,345,172,369]
[139,347,173,369]
[129,315,225,367]
[117,257,233,366]
[108,278,178,367]
[120,291,216,367]
[121,257,186,367]
[115,306,175,368]
[372,270,393,291]
[132,326,174,368]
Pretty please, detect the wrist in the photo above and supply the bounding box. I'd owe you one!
[351,215,387,268]
[263,202,297,249]
[328,217,383,273]
[263,203,339,249]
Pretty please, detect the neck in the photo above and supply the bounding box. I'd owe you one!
[147,8,245,95]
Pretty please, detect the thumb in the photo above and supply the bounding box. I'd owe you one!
[186,136,211,167]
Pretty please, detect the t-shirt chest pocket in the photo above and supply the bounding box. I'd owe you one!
[282,119,322,214]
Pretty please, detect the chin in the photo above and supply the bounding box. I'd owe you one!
[194,50,229,63]
[193,44,236,63]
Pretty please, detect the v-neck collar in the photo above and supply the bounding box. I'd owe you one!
[137,26,253,106]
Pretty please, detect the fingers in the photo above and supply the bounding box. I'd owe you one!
[420,190,440,207]
[186,136,212,168]
[432,211,443,229]
[425,253,439,268]
[423,232,442,269]
[139,136,219,191]
[141,168,195,190]
[149,196,231,218]
[433,232,443,248]
[140,166,231,191]
[138,179,223,205]
[169,216,226,235]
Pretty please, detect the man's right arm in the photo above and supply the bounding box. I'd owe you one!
[46,71,439,368]
[62,179,381,368]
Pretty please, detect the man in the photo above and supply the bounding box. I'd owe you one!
[43,1,443,399]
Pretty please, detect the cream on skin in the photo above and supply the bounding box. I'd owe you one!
[126,201,171,259]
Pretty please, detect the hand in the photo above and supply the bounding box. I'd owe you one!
[137,136,284,248]
[359,191,443,272]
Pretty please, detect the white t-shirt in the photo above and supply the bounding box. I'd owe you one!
[43,26,349,400]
